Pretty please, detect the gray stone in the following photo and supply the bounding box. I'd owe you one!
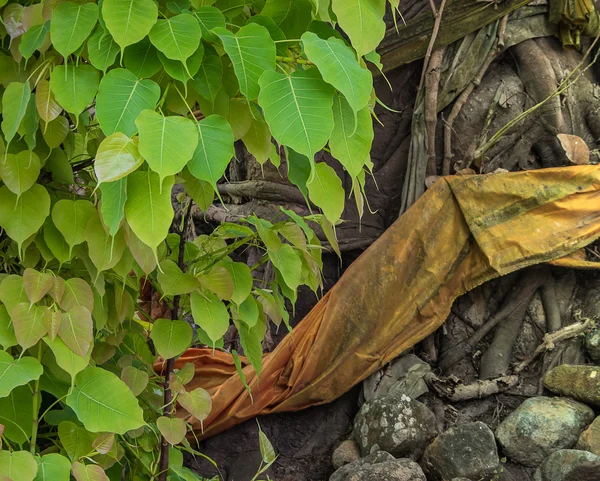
[421,422,499,480]
[329,452,426,481]
[495,396,595,467]
[585,329,600,363]
[332,440,361,470]
[544,364,600,407]
[576,416,600,456]
[353,392,437,459]
[533,449,600,481]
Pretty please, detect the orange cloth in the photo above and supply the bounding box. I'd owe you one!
[160,166,600,439]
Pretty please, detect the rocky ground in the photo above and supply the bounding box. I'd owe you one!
[190,252,600,481]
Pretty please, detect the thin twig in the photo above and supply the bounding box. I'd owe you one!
[417,0,449,94]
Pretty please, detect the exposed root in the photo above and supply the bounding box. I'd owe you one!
[425,46,446,175]
[426,373,520,402]
[217,180,308,205]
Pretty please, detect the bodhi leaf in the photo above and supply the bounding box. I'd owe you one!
[192,44,222,103]
[331,0,386,56]
[178,387,211,422]
[2,82,30,144]
[99,178,128,236]
[44,311,61,341]
[241,116,271,165]
[66,366,145,433]
[58,421,95,461]
[307,162,344,224]
[11,303,49,350]
[94,133,143,185]
[123,38,162,78]
[190,290,229,347]
[120,366,149,396]
[52,199,97,254]
[157,259,200,295]
[269,243,302,292]
[214,23,276,101]
[223,261,253,305]
[136,110,197,183]
[0,275,28,313]
[181,168,214,212]
[125,223,157,275]
[157,45,204,84]
[124,171,174,256]
[330,95,373,177]
[19,21,50,60]
[0,385,33,445]
[71,461,109,481]
[157,416,186,445]
[23,267,54,303]
[0,305,18,349]
[34,453,71,481]
[50,1,98,58]
[96,68,161,137]
[258,68,334,159]
[102,0,158,52]
[50,64,99,117]
[0,184,50,251]
[35,79,61,123]
[42,117,69,149]
[0,451,37,481]
[261,0,312,39]
[149,14,201,76]
[0,151,41,196]
[0,349,43,397]
[302,32,372,114]
[187,115,234,190]
[87,26,120,73]
[150,319,193,359]
[84,213,126,273]
[44,335,90,381]
[58,306,93,357]
[194,6,225,40]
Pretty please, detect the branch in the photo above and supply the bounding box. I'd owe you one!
[426,373,519,402]
[217,180,308,205]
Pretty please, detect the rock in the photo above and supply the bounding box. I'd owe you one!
[585,328,600,363]
[353,392,437,459]
[495,396,594,467]
[329,452,426,481]
[532,449,600,481]
[332,440,361,470]
[576,416,600,456]
[543,364,600,407]
[421,422,499,480]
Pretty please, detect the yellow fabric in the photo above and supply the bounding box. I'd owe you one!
[161,166,600,439]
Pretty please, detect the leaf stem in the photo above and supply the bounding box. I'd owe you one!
[30,341,43,454]
[276,55,313,65]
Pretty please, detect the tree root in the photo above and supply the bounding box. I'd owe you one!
[425,46,446,175]
[217,180,308,206]
[426,373,520,402]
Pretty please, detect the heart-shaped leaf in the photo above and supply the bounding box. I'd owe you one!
[0,450,37,481]
[23,267,54,303]
[0,150,41,195]
[72,461,109,481]
[120,366,149,396]
[178,387,211,422]
[11,302,49,350]
[157,416,186,445]
[102,0,158,52]
[0,349,43,397]
[51,199,97,255]
[59,278,94,313]
[307,162,344,224]
[150,318,193,359]
[331,0,386,56]
[157,259,200,296]
[35,79,62,123]
[58,305,93,357]
[50,64,99,117]
[149,14,201,76]
[87,26,119,73]
[34,453,71,481]
[50,1,98,58]
[95,133,143,185]
[44,335,90,380]
[190,291,229,348]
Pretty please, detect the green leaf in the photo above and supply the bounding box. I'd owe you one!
[87,26,120,73]
[198,265,234,300]
[258,422,276,463]
[102,0,158,52]
[261,0,312,39]
[157,416,186,445]
[58,306,93,357]
[0,305,17,349]
[19,21,50,60]
[330,94,372,177]
[190,290,229,347]
[241,116,271,165]
[34,453,71,481]
[0,450,37,481]
[20,96,39,152]
[99,178,127,236]
[223,261,253,305]
[57,421,95,460]
[0,150,41,196]
[71,461,109,481]
[120,366,149,396]
[123,38,162,78]
[35,79,62,123]
[286,147,310,200]
[236,296,259,327]
[0,184,50,252]
[84,212,126,273]
[0,276,28,314]
[181,168,214,212]
[2,82,31,144]
[0,349,43,397]
[23,267,54,303]
[44,335,90,381]
[187,114,234,190]
[96,68,161,137]
[52,199,97,254]
[215,23,276,101]
[60,278,94,313]
[258,68,334,159]
[44,221,72,264]
[157,259,200,295]
[331,0,386,56]
[50,1,98,58]
[45,148,73,185]
[125,171,175,256]
[177,387,211,421]
[136,110,198,183]
[125,226,157,274]
[95,133,143,185]
[66,366,145,434]
[231,349,252,399]
[11,303,49,350]
[269,243,302,291]
[149,14,201,75]
[158,45,204,84]
[302,32,372,114]
[192,44,223,103]
[151,319,193,359]
[236,314,263,375]
[50,64,100,117]
[42,116,70,149]
[307,162,344,224]
[0,385,33,444]
[194,6,225,40]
